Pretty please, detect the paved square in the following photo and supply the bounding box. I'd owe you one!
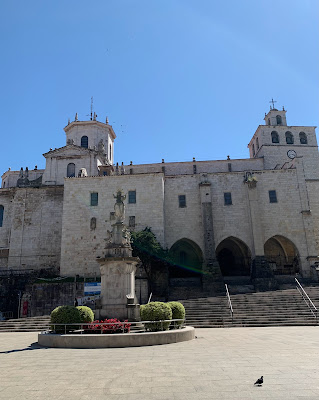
[1,327,319,399]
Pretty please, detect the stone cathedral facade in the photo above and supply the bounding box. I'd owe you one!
[1,105,319,296]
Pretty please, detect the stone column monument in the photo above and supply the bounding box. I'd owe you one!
[96,190,140,320]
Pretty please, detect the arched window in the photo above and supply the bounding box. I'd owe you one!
[299,132,307,144]
[285,131,294,144]
[256,137,259,150]
[109,144,112,159]
[0,205,3,227]
[276,115,282,125]
[81,136,88,148]
[252,144,255,157]
[271,131,279,143]
[67,163,75,177]
[268,118,271,126]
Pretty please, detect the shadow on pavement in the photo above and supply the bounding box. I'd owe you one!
[0,342,48,354]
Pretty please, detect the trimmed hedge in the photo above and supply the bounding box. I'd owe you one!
[76,306,94,323]
[50,305,82,333]
[140,302,172,331]
[167,301,185,327]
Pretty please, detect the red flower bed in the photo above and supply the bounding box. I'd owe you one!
[87,318,131,334]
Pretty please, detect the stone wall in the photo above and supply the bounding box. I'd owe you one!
[0,186,64,271]
[60,174,165,276]
[26,282,84,317]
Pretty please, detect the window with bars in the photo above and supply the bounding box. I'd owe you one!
[128,191,136,204]
[269,190,277,203]
[224,192,232,205]
[178,195,186,208]
[81,136,88,148]
[67,163,75,177]
[129,216,136,228]
[90,192,98,206]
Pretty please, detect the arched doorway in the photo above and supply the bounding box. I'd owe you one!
[264,235,300,275]
[216,237,251,276]
[169,239,203,279]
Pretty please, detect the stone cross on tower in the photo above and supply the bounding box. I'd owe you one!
[269,98,277,110]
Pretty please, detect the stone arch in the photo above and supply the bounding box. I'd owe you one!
[264,235,300,275]
[271,131,279,143]
[299,132,307,144]
[216,236,251,276]
[285,131,294,144]
[169,239,203,278]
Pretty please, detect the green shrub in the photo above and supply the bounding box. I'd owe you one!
[140,302,172,331]
[50,305,82,333]
[76,306,94,323]
[167,301,185,327]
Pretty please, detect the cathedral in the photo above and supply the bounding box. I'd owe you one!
[1,104,319,300]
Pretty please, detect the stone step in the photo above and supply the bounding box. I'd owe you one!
[180,286,319,328]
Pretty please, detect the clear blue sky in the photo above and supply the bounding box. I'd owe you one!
[0,0,318,175]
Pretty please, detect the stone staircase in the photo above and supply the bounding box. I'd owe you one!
[0,316,51,332]
[1,286,318,331]
[181,285,319,328]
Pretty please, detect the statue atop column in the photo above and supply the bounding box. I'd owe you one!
[96,190,140,320]
[113,190,126,224]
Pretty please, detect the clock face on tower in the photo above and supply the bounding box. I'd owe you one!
[287,150,297,159]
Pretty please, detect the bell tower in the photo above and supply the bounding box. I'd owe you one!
[64,114,116,165]
[247,100,319,179]
[264,98,287,127]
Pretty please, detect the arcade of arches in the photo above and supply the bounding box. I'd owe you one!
[168,235,300,280]
[264,235,299,275]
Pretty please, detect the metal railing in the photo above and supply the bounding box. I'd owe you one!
[225,283,233,323]
[47,319,185,335]
[295,278,317,320]
[147,292,153,303]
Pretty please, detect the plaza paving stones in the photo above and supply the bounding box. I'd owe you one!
[1,327,319,399]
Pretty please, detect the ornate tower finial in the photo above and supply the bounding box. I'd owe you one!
[106,116,109,124]
[93,112,97,121]
[75,113,78,121]
[68,118,70,125]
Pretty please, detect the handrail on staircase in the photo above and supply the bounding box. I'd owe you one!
[147,292,152,304]
[225,284,233,323]
[295,278,317,319]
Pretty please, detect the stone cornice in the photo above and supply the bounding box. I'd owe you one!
[64,120,116,139]
[42,144,97,158]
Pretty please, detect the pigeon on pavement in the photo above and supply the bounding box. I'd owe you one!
[254,376,263,386]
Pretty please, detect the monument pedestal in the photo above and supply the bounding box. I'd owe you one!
[97,257,140,320]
